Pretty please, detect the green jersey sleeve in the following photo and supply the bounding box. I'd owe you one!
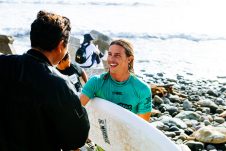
[82,76,99,99]
[135,80,152,114]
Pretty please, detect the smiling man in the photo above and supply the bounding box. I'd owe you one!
[80,39,152,121]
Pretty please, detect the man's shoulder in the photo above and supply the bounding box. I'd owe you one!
[89,72,106,81]
[0,54,22,62]
[130,75,148,86]
[48,68,78,95]
[87,43,96,48]
[130,75,150,93]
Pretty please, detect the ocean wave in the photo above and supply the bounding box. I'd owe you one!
[0,0,72,5]
[104,31,226,42]
[70,30,226,42]
[0,0,152,7]
[2,28,30,38]
[2,27,226,43]
[81,2,152,7]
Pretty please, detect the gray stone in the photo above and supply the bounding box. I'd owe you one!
[153,95,164,105]
[184,119,193,127]
[207,89,220,97]
[168,94,181,103]
[185,140,204,151]
[169,125,180,132]
[204,120,211,126]
[90,30,112,70]
[0,35,16,54]
[164,131,176,137]
[157,72,164,77]
[214,117,225,124]
[184,127,194,135]
[162,97,171,104]
[193,126,226,144]
[216,108,224,114]
[183,99,193,111]
[206,144,216,150]
[220,86,226,92]
[159,116,187,129]
[189,120,199,128]
[160,104,178,115]
[202,107,210,114]
[175,111,201,121]
[214,98,226,106]
[188,95,200,101]
[90,30,112,53]
[197,99,218,112]
[166,78,177,83]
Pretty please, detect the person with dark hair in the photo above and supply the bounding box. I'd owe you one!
[0,10,90,151]
[57,52,88,92]
[80,39,152,121]
[76,33,103,68]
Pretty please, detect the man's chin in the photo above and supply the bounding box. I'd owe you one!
[109,68,117,74]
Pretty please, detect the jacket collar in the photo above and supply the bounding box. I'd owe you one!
[26,49,52,66]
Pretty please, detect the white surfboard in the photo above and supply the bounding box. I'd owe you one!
[85,97,181,151]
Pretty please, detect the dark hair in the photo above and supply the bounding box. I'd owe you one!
[83,33,94,43]
[58,52,70,64]
[110,39,134,73]
[62,52,70,61]
[30,10,71,51]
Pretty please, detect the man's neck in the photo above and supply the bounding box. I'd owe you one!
[57,63,70,70]
[32,47,55,66]
[110,71,130,82]
[56,65,65,70]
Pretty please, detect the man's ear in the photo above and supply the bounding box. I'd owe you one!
[128,56,133,63]
[56,40,65,53]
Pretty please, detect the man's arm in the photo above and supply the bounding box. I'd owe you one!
[80,93,90,106]
[138,112,151,122]
[81,69,88,83]
[48,79,90,150]
[48,94,90,150]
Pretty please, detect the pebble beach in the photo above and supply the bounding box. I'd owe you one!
[138,71,226,151]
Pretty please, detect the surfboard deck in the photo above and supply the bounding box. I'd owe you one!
[85,97,181,151]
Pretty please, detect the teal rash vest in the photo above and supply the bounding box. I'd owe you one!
[82,73,152,114]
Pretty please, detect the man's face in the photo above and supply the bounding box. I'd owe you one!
[107,44,130,74]
[57,57,70,69]
[56,42,68,65]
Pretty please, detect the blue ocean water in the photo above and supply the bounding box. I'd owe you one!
[0,0,226,81]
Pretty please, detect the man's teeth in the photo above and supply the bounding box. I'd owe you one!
[110,64,117,66]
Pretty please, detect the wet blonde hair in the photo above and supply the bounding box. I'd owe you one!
[110,39,134,73]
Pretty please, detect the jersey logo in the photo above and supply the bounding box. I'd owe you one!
[112,91,123,95]
[118,103,132,111]
[144,96,152,109]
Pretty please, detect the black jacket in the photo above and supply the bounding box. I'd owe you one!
[0,49,90,151]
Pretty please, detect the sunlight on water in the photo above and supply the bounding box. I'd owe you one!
[1,0,226,80]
